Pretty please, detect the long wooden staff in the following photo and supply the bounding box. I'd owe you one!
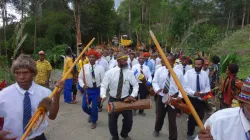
[21,38,95,140]
[150,30,204,130]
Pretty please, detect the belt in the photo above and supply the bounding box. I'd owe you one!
[109,96,128,102]
[87,86,100,89]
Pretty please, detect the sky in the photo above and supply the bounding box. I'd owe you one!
[114,0,124,10]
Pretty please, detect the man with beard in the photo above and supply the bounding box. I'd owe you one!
[101,52,139,140]
[132,54,152,116]
[78,50,105,129]
[196,76,250,140]
[184,57,211,140]
[152,54,184,139]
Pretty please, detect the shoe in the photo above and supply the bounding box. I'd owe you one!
[186,136,194,140]
[98,107,102,112]
[138,112,146,116]
[91,123,96,129]
[88,117,91,123]
[121,136,131,140]
[153,130,159,137]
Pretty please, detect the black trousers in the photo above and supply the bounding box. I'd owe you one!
[108,97,133,140]
[187,97,205,136]
[154,95,177,140]
[32,133,47,140]
[138,83,149,113]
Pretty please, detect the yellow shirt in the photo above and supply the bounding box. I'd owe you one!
[63,56,74,79]
[77,57,89,73]
[35,59,52,85]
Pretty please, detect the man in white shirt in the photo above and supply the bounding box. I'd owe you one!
[175,56,192,75]
[0,54,63,140]
[150,53,161,77]
[132,54,152,116]
[127,51,139,70]
[203,59,210,76]
[184,57,211,140]
[196,75,250,140]
[78,50,105,129]
[101,52,139,140]
[96,51,109,72]
[108,51,118,69]
[152,54,185,139]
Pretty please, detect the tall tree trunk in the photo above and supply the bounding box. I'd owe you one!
[242,0,247,29]
[226,10,231,36]
[34,1,37,53]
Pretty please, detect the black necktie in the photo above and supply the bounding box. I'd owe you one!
[116,69,123,99]
[163,72,171,94]
[183,66,186,75]
[196,72,201,92]
[140,65,144,74]
[91,65,96,88]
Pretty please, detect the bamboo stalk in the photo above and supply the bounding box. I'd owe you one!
[149,30,204,130]
[21,38,95,140]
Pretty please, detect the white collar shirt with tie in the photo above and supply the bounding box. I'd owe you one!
[78,64,105,88]
[132,64,152,83]
[174,64,192,75]
[0,81,51,139]
[100,66,139,99]
[127,58,139,69]
[195,107,250,140]
[152,66,185,97]
[96,57,109,72]
[184,69,211,98]
[108,59,118,70]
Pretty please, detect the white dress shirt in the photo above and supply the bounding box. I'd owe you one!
[195,107,250,140]
[108,59,118,70]
[175,64,192,74]
[78,64,105,88]
[155,64,163,71]
[128,58,139,69]
[132,64,152,83]
[150,58,161,72]
[184,69,211,98]
[101,66,139,99]
[0,82,51,139]
[105,56,111,63]
[152,66,184,97]
[96,56,109,72]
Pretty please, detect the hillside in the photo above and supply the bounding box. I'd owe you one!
[211,25,250,79]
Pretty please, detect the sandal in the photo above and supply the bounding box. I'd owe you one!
[69,100,79,104]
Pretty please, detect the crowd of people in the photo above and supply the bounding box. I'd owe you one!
[0,44,248,140]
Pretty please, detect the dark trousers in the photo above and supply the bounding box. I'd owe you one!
[32,133,47,140]
[138,83,149,113]
[109,97,133,140]
[154,95,177,140]
[187,97,205,136]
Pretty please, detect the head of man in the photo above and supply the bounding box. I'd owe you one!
[203,59,209,71]
[113,51,118,60]
[12,54,37,90]
[39,51,45,61]
[129,52,136,61]
[226,63,239,75]
[117,52,128,69]
[138,54,145,65]
[102,49,109,57]
[151,53,157,60]
[87,50,98,65]
[166,54,176,68]
[65,47,72,56]
[212,55,220,65]
[194,57,204,72]
[181,56,189,66]
[109,48,114,57]
[238,76,250,120]
[143,52,150,62]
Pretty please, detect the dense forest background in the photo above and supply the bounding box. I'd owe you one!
[0,0,250,79]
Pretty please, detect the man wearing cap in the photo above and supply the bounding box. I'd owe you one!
[175,56,192,76]
[0,54,63,140]
[143,52,154,75]
[196,75,250,140]
[35,51,52,88]
[132,54,152,116]
[78,50,105,129]
[101,52,139,140]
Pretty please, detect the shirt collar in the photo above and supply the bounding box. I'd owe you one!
[240,108,250,132]
[15,81,35,95]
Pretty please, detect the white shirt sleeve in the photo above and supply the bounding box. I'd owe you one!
[100,72,109,98]
[184,72,195,96]
[152,69,161,93]
[129,74,139,97]
[204,73,211,93]
[78,68,85,88]
[177,72,185,98]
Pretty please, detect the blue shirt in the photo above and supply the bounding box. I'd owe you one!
[144,60,154,75]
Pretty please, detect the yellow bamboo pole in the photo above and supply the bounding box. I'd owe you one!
[21,38,95,140]
[149,30,204,130]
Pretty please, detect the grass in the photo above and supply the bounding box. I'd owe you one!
[211,25,250,79]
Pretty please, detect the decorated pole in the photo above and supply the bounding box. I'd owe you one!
[21,38,95,140]
[149,30,204,130]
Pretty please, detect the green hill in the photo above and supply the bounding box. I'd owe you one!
[211,25,250,79]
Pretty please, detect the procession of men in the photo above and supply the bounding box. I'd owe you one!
[0,43,248,140]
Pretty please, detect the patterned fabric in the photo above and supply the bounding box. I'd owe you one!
[35,59,52,85]
[23,92,31,133]
[116,69,123,99]
[63,56,74,79]
[237,76,250,104]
